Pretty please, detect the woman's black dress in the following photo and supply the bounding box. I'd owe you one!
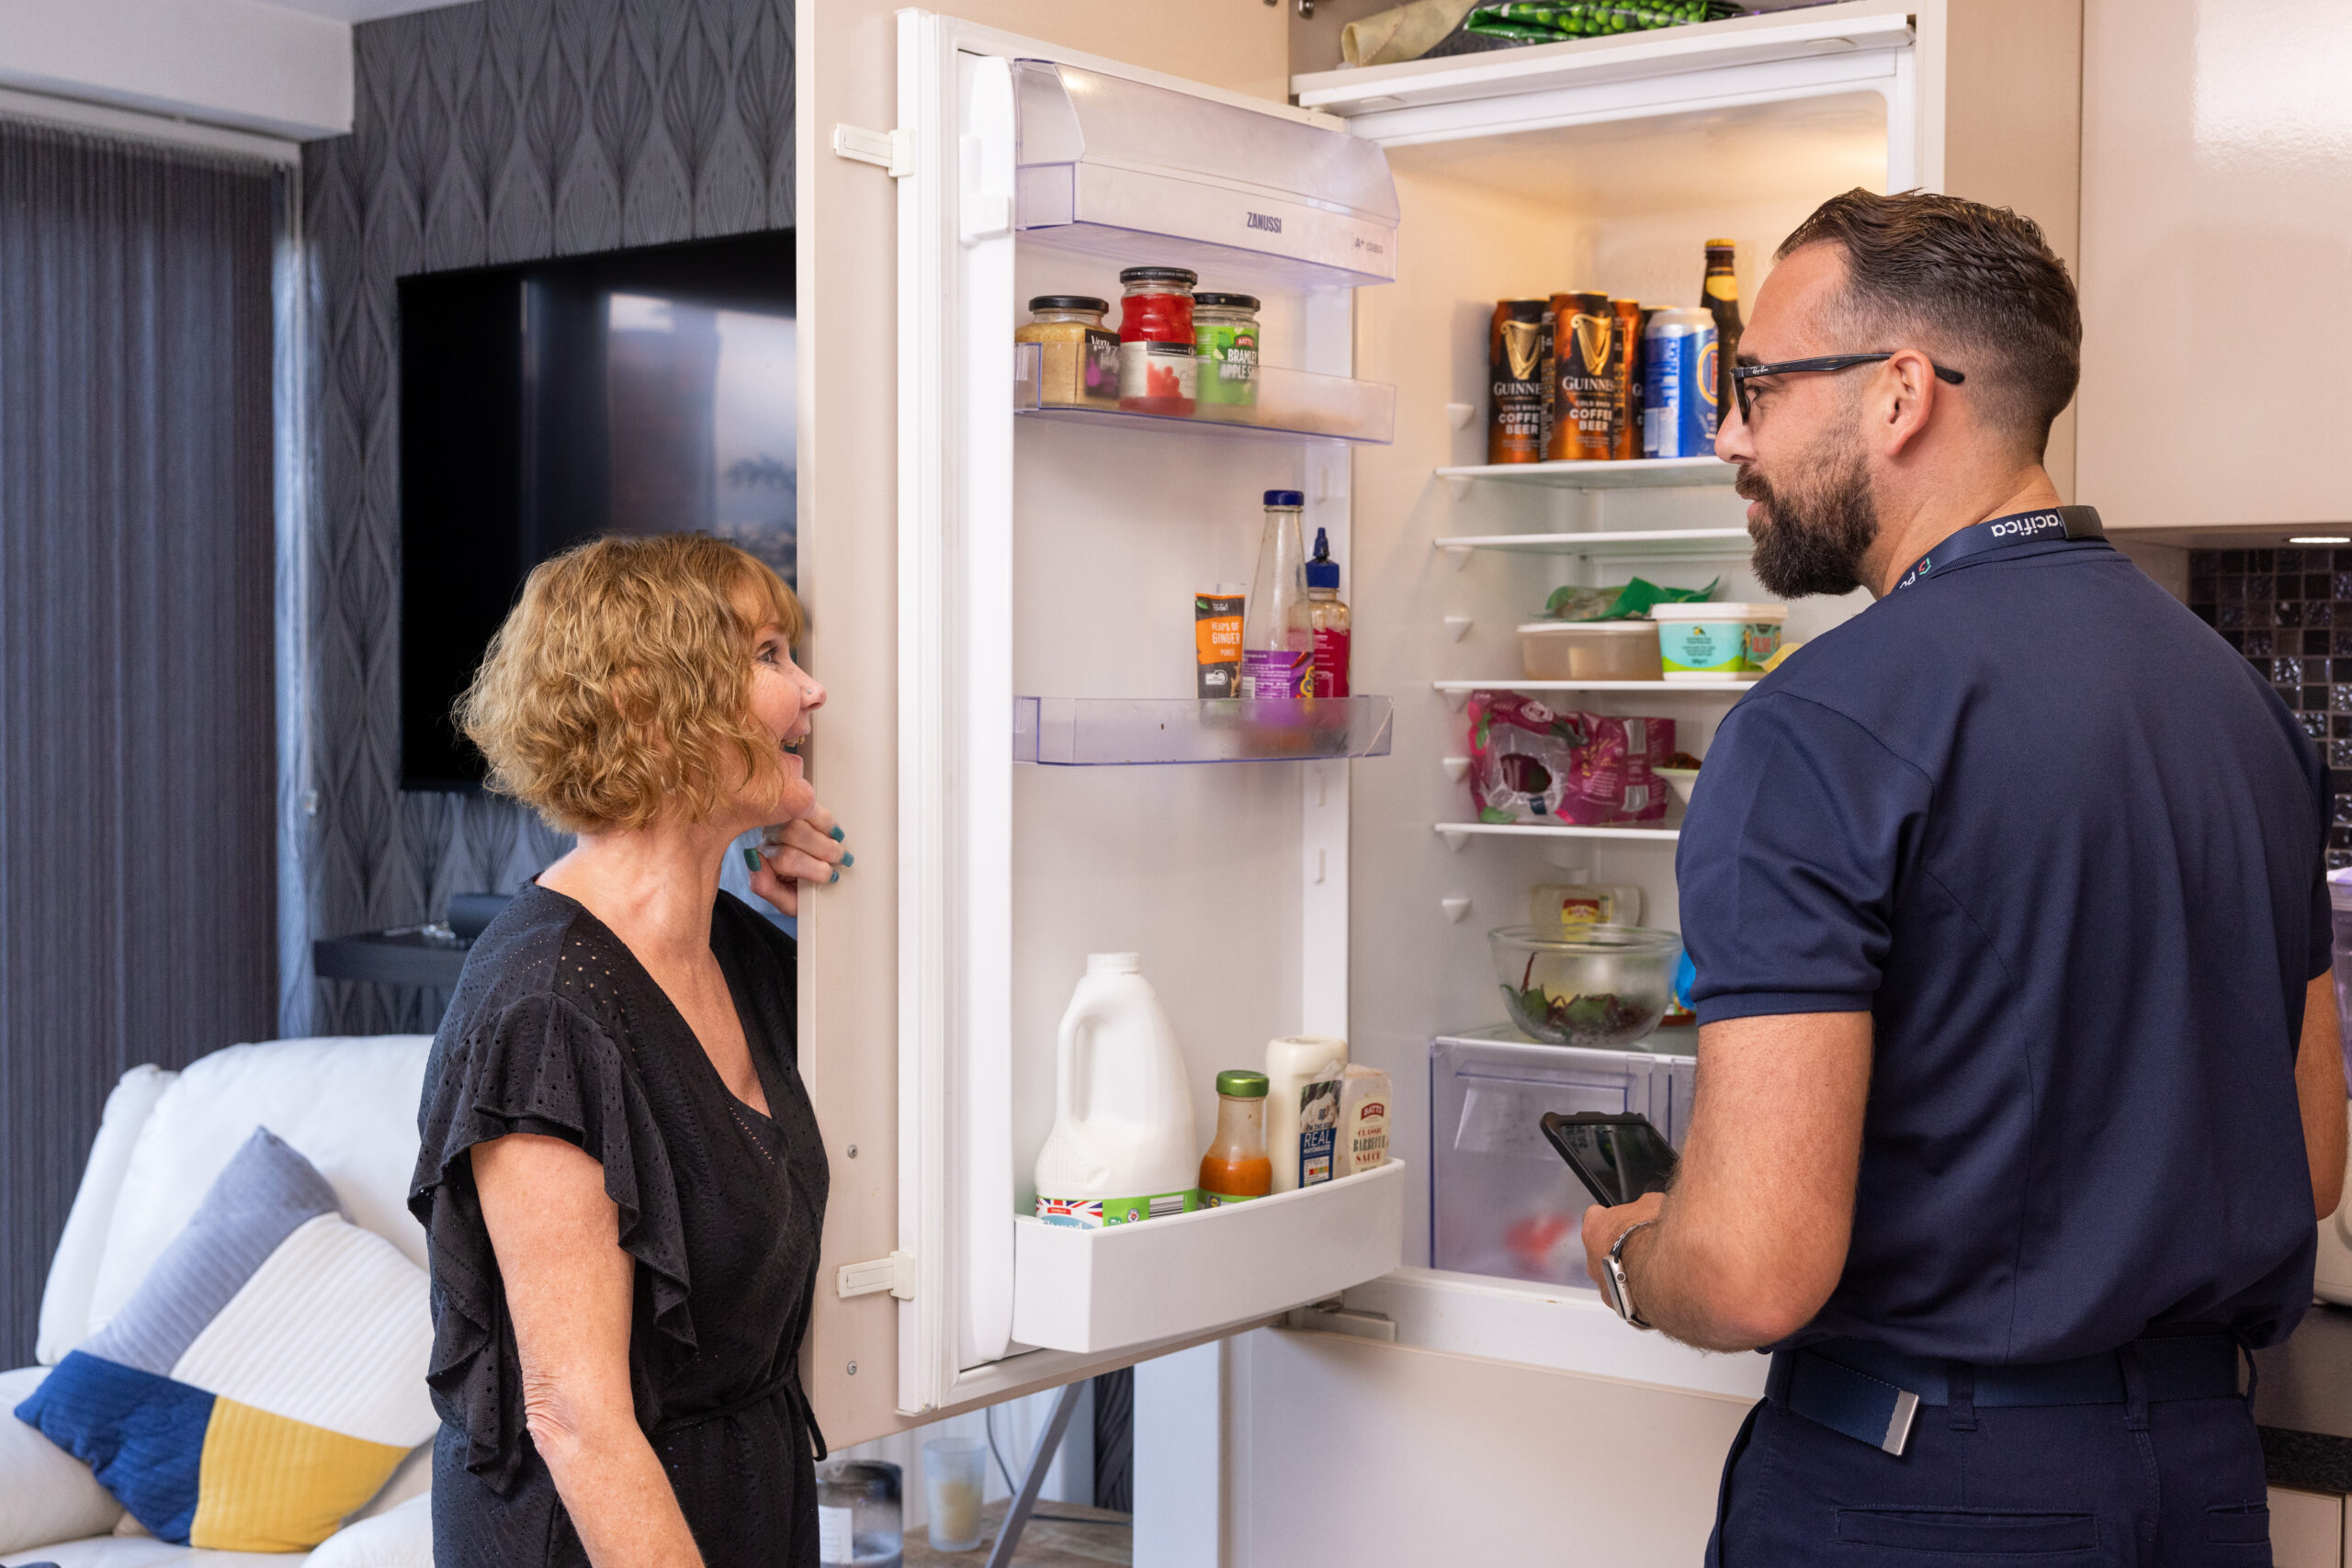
[410,885,831,1567]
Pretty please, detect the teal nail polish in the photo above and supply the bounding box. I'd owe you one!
[829,825,845,842]
[841,852,855,868]
[742,847,761,873]
[829,869,840,884]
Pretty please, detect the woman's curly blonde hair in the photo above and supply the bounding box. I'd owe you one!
[457,533,806,834]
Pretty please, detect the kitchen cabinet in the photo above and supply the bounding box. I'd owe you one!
[2076,0,2352,529]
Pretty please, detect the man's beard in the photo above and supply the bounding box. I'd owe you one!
[1740,440,1879,599]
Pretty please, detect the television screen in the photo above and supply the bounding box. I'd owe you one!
[398,230,796,789]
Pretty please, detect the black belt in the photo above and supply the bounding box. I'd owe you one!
[1770,1334,2242,1457]
[650,1368,829,1461]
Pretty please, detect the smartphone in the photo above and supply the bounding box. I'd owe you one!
[1541,1111,1679,1207]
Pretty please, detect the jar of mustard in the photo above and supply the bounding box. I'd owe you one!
[1015,295,1118,410]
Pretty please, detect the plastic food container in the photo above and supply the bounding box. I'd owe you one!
[1519,620,1663,681]
[1655,766,1699,807]
[1652,603,1785,680]
[1488,924,1683,1049]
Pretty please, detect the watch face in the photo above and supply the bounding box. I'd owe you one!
[1600,1258,1630,1320]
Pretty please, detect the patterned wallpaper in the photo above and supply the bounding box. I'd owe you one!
[2186,547,2352,870]
[297,0,796,1032]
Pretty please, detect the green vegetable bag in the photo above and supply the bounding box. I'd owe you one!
[1466,1,1746,42]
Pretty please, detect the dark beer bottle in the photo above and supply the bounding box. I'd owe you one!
[1701,240,1742,422]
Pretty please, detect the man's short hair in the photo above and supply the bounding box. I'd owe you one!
[1777,189,2081,458]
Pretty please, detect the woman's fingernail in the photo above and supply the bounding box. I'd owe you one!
[829,869,840,885]
[829,825,845,842]
[841,852,855,868]
[742,847,761,873]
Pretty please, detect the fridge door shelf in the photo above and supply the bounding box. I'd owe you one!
[1434,528,1753,558]
[1011,1159,1408,1354]
[1016,695,1393,765]
[1436,457,1736,491]
[1014,341,1396,446]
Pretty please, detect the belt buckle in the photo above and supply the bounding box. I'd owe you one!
[1785,1349,1924,1457]
[1881,1386,1921,1456]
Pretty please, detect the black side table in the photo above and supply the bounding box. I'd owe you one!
[312,927,471,990]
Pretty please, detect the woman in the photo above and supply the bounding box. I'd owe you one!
[410,534,848,1566]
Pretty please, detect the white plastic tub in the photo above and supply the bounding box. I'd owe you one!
[1652,603,1785,679]
[1518,621,1662,681]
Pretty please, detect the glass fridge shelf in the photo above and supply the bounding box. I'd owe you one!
[1012,341,1396,446]
[1014,695,1394,766]
[1433,818,1680,846]
[1432,528,1754,558]
[1434,457,1736,490]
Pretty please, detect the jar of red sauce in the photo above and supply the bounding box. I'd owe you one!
[1116,266,1198,417]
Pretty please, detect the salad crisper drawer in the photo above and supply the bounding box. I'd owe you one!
[1011,1159,1408,1354]
[1430,1034,1694,1290]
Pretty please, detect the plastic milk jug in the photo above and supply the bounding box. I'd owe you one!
[1266,1034,1349,1192]
[1033,953,1203,1227]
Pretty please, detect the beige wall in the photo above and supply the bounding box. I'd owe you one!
[2077,0,2352,528]
[794,0,1292,1449]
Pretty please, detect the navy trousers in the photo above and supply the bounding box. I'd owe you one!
[1706,1384,2275,1564]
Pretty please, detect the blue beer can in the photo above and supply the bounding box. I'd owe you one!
[1643,308,1718,458]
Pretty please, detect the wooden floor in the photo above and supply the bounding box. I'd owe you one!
[899,1498,1134,1567]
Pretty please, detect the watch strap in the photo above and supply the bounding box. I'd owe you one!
[1608,1219,1657,1331]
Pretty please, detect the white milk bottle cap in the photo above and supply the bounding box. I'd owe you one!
[1087,952,1142,975]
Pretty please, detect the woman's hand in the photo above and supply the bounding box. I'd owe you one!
[746,797,849,919]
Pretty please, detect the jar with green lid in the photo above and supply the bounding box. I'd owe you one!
[1193,292,1261,422]
[1199,1068,1271,1205]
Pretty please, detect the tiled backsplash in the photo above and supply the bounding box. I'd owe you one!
[2187,547,2352,868]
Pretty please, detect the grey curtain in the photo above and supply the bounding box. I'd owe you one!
[0,120,280,1364]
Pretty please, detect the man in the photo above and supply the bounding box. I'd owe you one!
[1579,188,2348,1563]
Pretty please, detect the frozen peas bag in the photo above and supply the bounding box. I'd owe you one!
[1465,691,1673,826]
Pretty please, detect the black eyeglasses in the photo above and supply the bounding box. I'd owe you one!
[1730,353,1964,423]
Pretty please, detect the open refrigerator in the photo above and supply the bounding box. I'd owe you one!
[798,2,2082,1556]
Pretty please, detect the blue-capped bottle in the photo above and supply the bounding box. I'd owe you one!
[1239,490,1312,698]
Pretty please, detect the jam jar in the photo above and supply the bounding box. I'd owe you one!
[1116,266,1197,417]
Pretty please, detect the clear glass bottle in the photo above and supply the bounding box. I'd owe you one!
[1240,490,1312,698]
[1200,1069,1272,1205]
[1305,526,1350,699]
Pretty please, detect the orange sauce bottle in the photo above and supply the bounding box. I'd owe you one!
[1200,1070,1272,1205]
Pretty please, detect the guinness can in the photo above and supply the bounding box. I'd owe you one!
[1487,300,1551,464]
[1611,298,1645,461]
[1546,290,1624,462]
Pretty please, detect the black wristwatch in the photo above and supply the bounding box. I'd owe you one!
[1602,1219,1657,1330]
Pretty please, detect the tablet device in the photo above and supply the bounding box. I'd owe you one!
[1541,1111,1679,1207]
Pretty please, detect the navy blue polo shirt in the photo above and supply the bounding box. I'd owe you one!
[1677,534,2328,1364]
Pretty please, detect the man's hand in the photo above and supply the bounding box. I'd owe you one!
[1583,1011,1872,1352]
[1582,1190,1664,1292]
[747,797,848,919]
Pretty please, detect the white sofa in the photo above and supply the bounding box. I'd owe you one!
[1,1037,439,1567]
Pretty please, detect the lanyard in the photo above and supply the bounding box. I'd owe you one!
[1890,505,2106,594]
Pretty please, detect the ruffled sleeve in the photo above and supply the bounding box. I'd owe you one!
[407,990,694,1494]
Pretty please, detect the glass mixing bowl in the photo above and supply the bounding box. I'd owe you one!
[1489,924,1684,1048]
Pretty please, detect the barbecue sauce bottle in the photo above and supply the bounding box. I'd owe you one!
[1702,240,1743,424]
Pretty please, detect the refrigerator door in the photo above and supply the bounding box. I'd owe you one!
[887,10,1403,1422]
